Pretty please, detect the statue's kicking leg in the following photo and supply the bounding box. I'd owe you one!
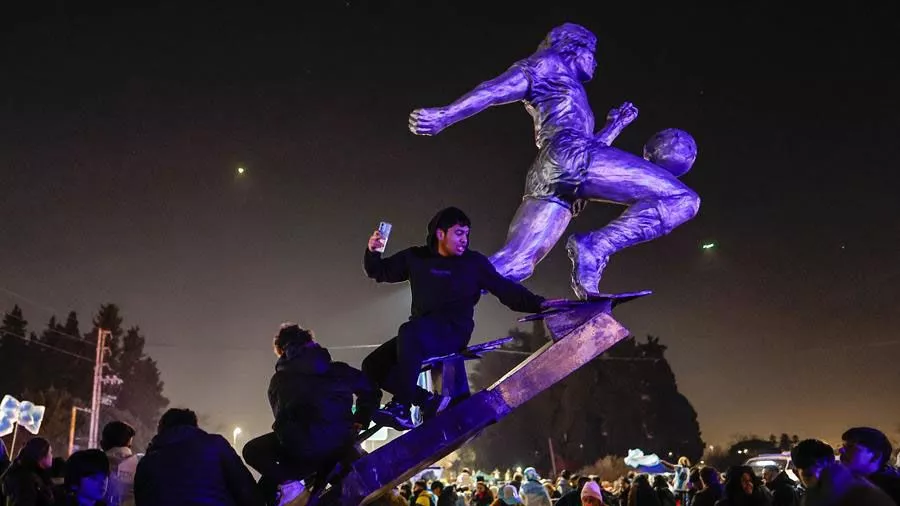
[567,148,700,298]
[489,198,572,282]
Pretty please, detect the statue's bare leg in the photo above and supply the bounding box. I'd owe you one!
[567,147,700,298]
[489,198,572,282]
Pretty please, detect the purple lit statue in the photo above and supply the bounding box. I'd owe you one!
[410,24,700,298]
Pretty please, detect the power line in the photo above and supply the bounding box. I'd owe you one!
[0,329,94,363]
[0,285,92,345]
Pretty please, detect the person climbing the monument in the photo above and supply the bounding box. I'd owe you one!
[242,322,382,506]
[409,23,701,299]
[362,206,556,430]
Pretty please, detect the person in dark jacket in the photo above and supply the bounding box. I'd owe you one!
[715,466,771,506]
[242,322,382,506]
[58,449,109,506]
[0,437,55,506]
[691,466,723,506]
[839,426,900,505]
[431,481,460,506]
[761,466,798,506]
[134,408,261,506]
[471,480,495,506]
[627,474,660,506]
[362,207,551,429]
[652,475,675,506]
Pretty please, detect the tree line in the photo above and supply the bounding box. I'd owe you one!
[0,303,168,453]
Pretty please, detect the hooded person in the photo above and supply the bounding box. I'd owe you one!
[492,485,523,506]
[580,481,605,506]
[520,468,552,506]
[242,322,382,506]
[362,207,552,430]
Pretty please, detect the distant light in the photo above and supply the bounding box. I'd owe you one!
[237,167,245,175]
[701,241,717,250]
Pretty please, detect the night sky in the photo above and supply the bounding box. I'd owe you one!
[2,2,899,450]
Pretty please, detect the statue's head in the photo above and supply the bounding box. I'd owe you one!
[643,128,698,178]
[538,23,597,81]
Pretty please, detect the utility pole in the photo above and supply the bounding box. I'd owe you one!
[68,405,92,455]
[88,328,109,449]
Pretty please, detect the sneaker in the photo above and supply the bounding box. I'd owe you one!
[566,234,609,300]
[276,480,308,506]
[420,393,451,421]
[372,401,416,430]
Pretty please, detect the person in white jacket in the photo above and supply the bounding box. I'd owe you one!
[101,421,140,506]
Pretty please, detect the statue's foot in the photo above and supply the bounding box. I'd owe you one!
[566,234,609,300]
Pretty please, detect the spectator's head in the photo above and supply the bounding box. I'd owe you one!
[157,407,199,434]
[652,474,669,489]
[840,427,893,476]
[524,467,540,482]
[431,481,445,495]
[414,480,427,494]
[101,420,136,451]
[475,479,488,494]
[677,456,691,467]
[723,466,757,498]
[698,466,721,490]
[499,484,522,505]
[17,437,52,470]
[762,465,781,484]
[791,439,836,489]
[580,480,604,506]
[462,468,472,475]
[273,322,315,357]
[560,469,570,480]
[65,449,110,502]
[688,467,703,490]
[513,473,524,483]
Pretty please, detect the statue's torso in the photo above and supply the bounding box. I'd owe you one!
[514,51,595,148]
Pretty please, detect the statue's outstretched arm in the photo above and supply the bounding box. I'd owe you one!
[595,102,638,146]
[409,67,529,136]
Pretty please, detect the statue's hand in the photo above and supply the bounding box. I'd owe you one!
[409,107,450,136]
[606,101,639,127]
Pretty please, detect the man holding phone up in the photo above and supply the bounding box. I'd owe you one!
[362,207,554,430]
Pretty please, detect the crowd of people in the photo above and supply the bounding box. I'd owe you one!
[1,212,898,506]
[0,409,261,506]
[390,427,900,506]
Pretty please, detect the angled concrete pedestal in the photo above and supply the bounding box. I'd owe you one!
[337,297,641,506]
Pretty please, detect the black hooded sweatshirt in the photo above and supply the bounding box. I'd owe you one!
[268,343,382,455]
[364,212,545,335]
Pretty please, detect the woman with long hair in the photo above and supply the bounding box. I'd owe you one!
[0,437,56,506]
[715,466,771,506]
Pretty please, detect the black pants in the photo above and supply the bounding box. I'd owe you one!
[362,317,469,406]
[242,432,322,485]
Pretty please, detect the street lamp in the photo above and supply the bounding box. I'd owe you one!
[232,427,242,447]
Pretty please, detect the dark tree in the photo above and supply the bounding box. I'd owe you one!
[467,324,704,473]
